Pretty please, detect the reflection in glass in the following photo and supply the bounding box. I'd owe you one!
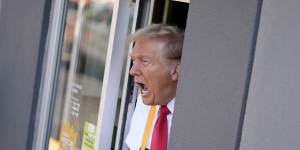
[48,0,114,149]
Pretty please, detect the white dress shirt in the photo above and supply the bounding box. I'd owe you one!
[126,94,175,150]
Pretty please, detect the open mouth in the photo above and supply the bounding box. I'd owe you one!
[136,82,149,96]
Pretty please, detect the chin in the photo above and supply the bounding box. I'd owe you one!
[142,98,154,105]
[142,100,152,105]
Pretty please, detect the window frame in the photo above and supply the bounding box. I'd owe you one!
[34,0,133,149]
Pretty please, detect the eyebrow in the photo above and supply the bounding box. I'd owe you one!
[129,52,152,60]
[141,56,150,60]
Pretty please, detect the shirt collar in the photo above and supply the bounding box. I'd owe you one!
[163,98,175,114]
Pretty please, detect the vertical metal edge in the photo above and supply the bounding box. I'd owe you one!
[234,0,264,150]
[113,0,141,149]
[162,0,170,23]
[147,0,155,23]
[32,0,65,149]
[0,0,2,17]
[94,0,131,149]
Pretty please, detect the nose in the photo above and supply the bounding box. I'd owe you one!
[130,62,141,76]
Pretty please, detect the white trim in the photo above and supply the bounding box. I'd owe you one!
[32,0,65,149]
[94,0,131,149]
[172,0,190,3]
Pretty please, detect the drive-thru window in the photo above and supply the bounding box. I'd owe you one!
[34,0,189,150]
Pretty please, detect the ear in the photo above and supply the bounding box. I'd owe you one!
[170,63,180,81]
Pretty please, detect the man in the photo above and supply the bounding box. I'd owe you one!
[126,24,184,150]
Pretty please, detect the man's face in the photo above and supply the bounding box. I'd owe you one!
[130,39,179,105]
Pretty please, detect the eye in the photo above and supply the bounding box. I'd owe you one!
[142,59,148,63]
[141,58,150,65]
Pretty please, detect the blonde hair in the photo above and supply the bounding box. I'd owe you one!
[129,24,184,60]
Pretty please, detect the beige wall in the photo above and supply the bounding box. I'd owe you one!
[170,0,261,149]
[240,0,300,149]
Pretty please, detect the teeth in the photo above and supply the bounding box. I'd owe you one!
[136,82,148,95]
[141,89,148,95]
[141,84,148,95]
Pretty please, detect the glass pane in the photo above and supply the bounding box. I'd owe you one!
[48,0,114,149]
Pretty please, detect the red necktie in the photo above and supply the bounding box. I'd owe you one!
[151,105,170,150]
